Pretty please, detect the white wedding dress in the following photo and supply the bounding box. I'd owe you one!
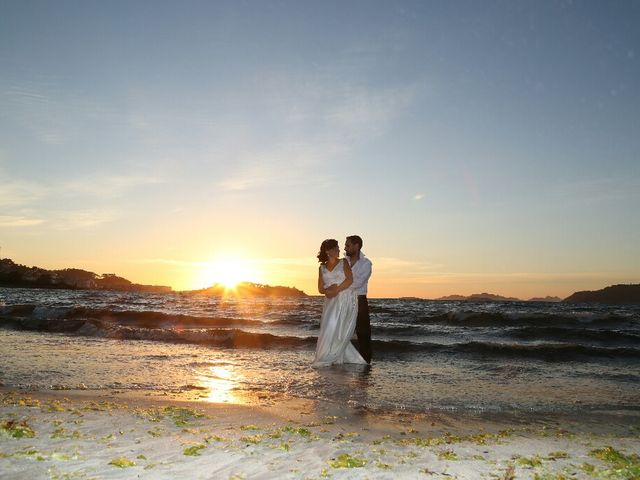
[313,259,367,367]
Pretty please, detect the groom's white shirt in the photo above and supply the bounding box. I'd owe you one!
[347,252,372,296]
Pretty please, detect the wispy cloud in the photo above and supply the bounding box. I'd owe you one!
[254,257,316,267]
[216,63,424,191]
[217,142,338,191]
[322,84,416,139]
[396,271,628,285]
[2,82,117,146]
[134,258,209,267]
[51,210,118,230]
[0,166,163,230]
[374,257,444,278]
[0,215,45,227]
[139,256,445,276]
[553,176,640,205]
[0,175,45,208]
[135,256,316,268]
[0,165,165,206]
[59,173,165,199]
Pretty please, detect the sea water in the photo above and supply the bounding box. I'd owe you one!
[1,287,638,414]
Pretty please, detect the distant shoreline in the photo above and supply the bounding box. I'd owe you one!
[1,257,638,304]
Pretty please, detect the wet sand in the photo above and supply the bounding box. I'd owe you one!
[1,388,639,479]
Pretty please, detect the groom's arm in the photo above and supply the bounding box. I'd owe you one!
[351,260,372,291]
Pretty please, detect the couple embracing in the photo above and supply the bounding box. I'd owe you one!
[312,235,372,368]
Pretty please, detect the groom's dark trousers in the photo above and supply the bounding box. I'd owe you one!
[356,295,372,363]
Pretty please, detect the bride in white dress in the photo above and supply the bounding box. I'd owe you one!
[313,239,367,367]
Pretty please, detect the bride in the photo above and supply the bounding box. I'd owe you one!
[313,239,367,367]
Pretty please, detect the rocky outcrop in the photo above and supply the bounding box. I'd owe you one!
[436,293,521,302]
[0,258,171,293]
[563,284,640,305]
[186,282,307,298]
[527,296,562,302]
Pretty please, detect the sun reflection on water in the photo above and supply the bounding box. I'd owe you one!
[198,365,246,404]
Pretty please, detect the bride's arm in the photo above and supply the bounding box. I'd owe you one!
[318,266,326,294]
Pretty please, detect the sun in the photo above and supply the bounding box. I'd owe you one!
[205,257,258,289]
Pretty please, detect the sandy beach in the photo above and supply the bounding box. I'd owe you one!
[1,388,638,480]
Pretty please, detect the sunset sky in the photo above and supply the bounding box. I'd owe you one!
[1,1,638,299]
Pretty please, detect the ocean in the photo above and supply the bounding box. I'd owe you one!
[1,287,638,415]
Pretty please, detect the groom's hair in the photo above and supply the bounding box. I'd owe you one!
[346,235,363,250]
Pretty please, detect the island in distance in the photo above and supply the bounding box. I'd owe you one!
[563,284,640,305]
[435,293,562,302]
[0,258,171,293]
[1,257,638,303]
[434,285,640,305]
[0,258,305,297]
[184,282,306,298]
[437,293,523,302]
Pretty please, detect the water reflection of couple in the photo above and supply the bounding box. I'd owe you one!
[312,235,372,368]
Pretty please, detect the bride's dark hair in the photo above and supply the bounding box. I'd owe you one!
[317,239,338,264]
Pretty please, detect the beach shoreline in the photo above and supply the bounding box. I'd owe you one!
[1,387,638,479]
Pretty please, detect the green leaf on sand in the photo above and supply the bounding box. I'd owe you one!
[283,426,312,437]
[51,452,71,461]
[586,446,640,479]
[1,420,36,438]
[517,455,543,468]
[240,434,263,444]
[329,453,367,468]
[183,444,206,456]
[240,424,260,431]
[438,449,459,461]
[109,457,136,468]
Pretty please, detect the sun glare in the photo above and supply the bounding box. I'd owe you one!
[203,257,259,290]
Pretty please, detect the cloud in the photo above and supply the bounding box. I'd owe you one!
[51,210,117,230]
[0,164,165,206]
[216,66,424,191]
[59,173,165,199]
[375,257,444,274]
[0,215,45,227]
[134,258,209,267]
[135,256,315,268]
[2,84,73,145]
[322,84,416,139]
[217,142,338,191]
[553,176,640,205]
[414,193,425,200]
[139,256,445,278]
[395,270,626,285]
[2,82,117,146]
[254,257,316,266]
[0,175,46,207]
[0,166,162,230]
[367,257,448,285]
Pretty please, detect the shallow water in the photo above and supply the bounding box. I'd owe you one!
[1,287,639,414]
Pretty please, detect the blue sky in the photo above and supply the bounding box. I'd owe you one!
[1,0,638,297]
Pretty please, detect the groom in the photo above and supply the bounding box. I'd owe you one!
[344,235,373,364]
